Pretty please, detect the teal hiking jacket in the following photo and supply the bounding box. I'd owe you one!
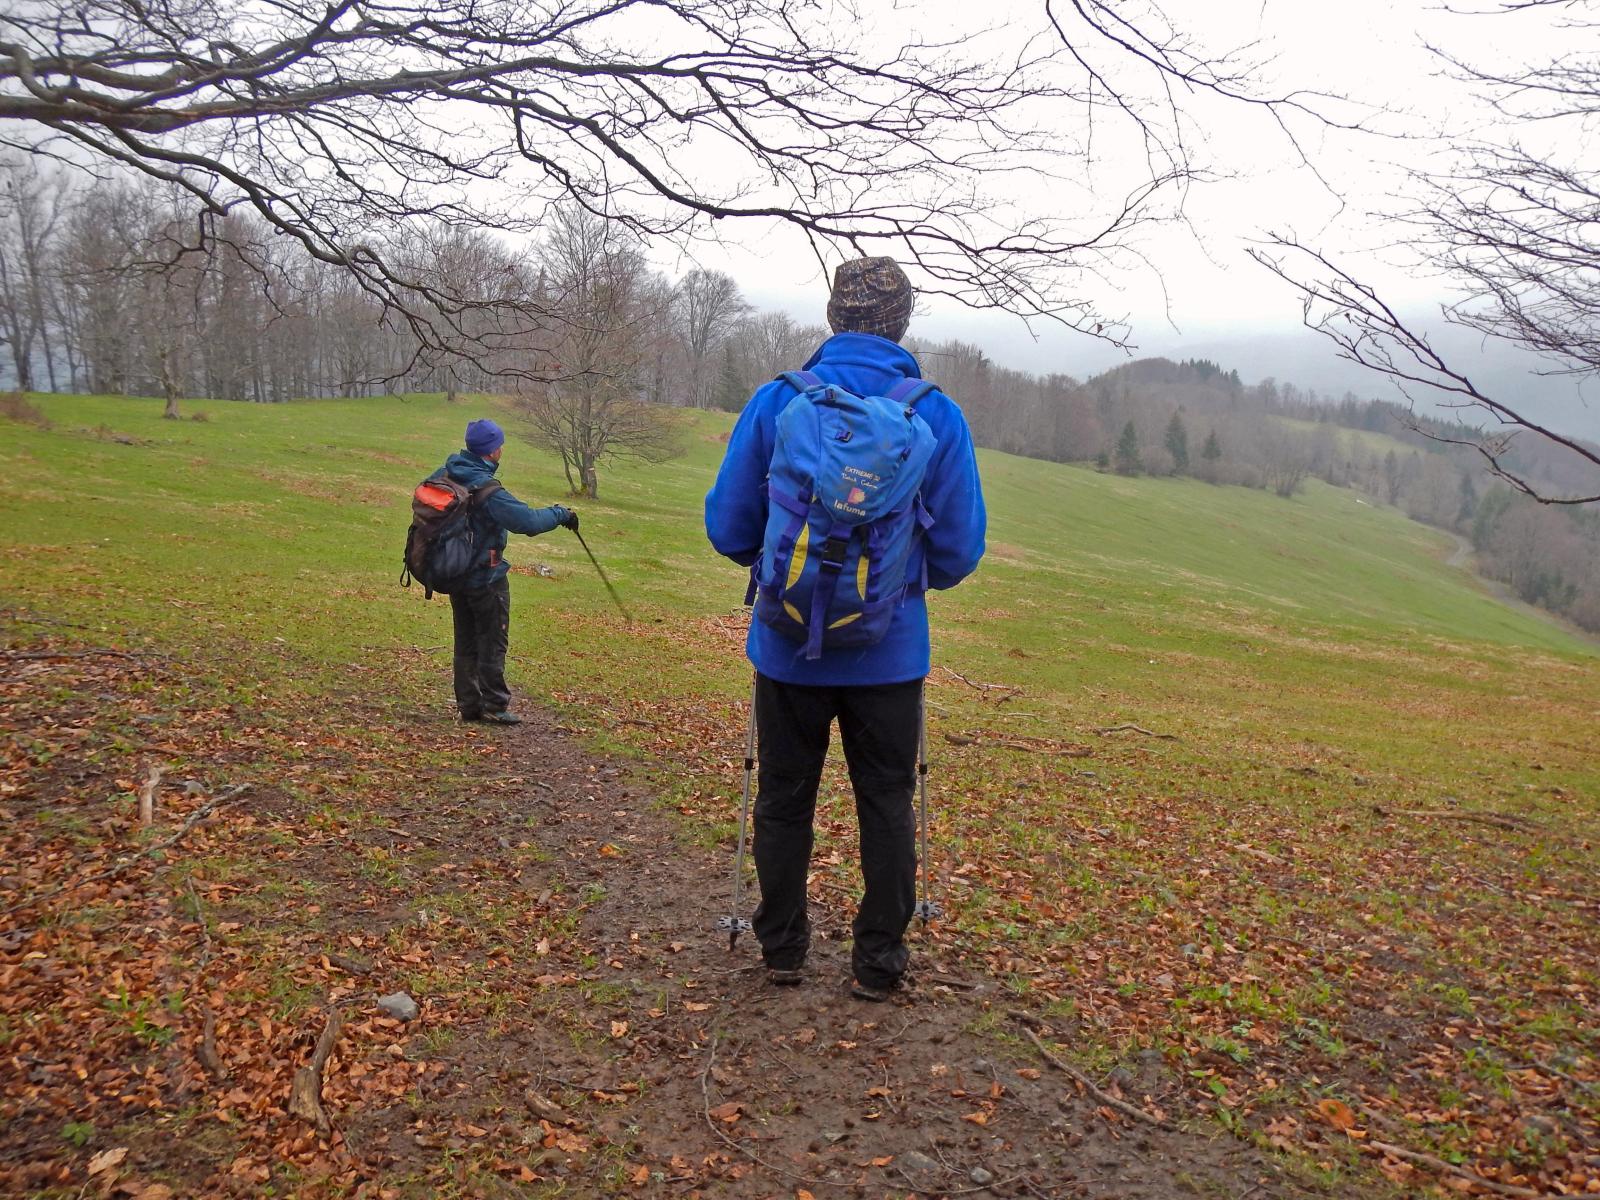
[436,450,567,590]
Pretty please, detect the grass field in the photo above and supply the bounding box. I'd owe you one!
[3,391,1597,1197]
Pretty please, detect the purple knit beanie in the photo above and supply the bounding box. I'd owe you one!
[465,418,505,456]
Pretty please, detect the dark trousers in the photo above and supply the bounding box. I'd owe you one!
[752,673,921,988]
[450,576,511,717]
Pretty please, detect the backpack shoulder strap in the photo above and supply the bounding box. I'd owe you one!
[467,479,503,506]
[886,377,937,406]
[777,370,826,393]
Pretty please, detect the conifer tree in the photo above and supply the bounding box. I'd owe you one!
[1115,420,1142,475]
[1165,412,1190,472]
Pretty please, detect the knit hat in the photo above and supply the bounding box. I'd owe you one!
[465,418,505,456]
[826,257,914,342]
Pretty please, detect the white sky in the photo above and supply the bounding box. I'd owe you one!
[649,0,1598,433]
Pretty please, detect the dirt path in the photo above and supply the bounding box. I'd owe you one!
[2,635,1333,1199]
[331,708,1327,1199]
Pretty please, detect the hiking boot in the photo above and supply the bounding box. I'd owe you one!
[851,973,912,1002]
[460,712,484,723]
[767,966,804,987]
[479,711,523,725]
[851,977,893,1002]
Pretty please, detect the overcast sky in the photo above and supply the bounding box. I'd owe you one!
[657,0,1599,438]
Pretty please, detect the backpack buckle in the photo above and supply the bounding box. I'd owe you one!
[819,535,849,566]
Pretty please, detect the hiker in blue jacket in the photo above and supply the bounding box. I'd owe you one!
[704,258,987,1001]
[435,418,576,725]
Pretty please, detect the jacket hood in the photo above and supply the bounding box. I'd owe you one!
[444,450,500,487]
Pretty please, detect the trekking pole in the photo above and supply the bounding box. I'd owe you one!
[569,527,632,624]
[914,683,942,922]
[715,671,758,950]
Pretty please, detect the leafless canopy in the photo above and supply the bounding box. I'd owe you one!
[0,0,1255,364]
[1253,4,1600,505]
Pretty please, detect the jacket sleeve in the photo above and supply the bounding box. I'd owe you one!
[921,400,987,591]
[482,487,564,537]
[704,388,777,568]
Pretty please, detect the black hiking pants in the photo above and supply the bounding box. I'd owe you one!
[450,576,511,717]
[751,673,921,989]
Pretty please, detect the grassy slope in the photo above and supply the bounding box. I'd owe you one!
[4,393,1597,1192]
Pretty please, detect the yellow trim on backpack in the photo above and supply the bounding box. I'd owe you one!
[828,612,863,630]
[856,553,869,598]
[786,524,810,592]
[783,601,805,625]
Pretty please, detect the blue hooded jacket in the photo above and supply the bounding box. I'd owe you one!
[705,333,987,686]
[436,450,567,590]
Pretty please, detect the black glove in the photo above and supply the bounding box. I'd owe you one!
[559,506,580,532]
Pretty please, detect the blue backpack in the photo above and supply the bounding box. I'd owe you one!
[749,370,939,660]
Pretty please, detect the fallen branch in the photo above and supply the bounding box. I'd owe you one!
[0,784,250,918]
[1010,1014,1174,1130]
[943,732,1092,757]
[994,738,1093,758]
[1094,723,1178,740]
[138,765,163,826]
[1371,806,1537,833]
[288,1010,343,1136]
[1233,843,1287,865]
[1367,1141,1543,1199]
[185,877,227,1082]
[934,666,1021,696]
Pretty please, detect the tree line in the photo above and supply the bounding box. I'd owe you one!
[5,153,1595,633]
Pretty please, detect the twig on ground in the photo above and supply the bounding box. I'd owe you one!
[1367,1141,1543,1199]
[934,666,1021,696]
[1094,723,1179,740]
[288,1009,343,1136]
[380,826,441,845]
[1532,1059,1599,1095]
[1010,1014,1175,1131]
[1371,806,1537,833]
[186,876,226,1081]
[701,1032,825,1185]
[943,732,1092,758]
[1233,843,1287,865]
[0,784,250,918]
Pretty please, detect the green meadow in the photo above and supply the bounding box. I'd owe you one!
[4,391,1597,1191]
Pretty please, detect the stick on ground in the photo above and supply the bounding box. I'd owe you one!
[288,1010,343,1136]
[1011,1014,1175,1131]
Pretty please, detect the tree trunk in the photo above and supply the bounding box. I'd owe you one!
[160,350,181,419]
[581,455,598,499]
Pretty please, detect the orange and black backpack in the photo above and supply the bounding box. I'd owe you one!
[400,474,502,598]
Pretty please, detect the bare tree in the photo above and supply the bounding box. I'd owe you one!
[0,150,67,390]
[519,209,683,498]
[673,269,750,408]
[0,0,1301,373]
[1252,7,1600,505]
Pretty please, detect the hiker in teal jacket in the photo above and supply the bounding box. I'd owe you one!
[705,258,987,1001]
[435,419,575,725]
